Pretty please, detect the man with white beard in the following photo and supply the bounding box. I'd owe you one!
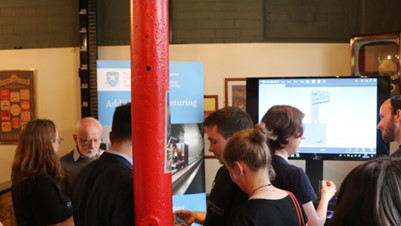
[60,117,104,197]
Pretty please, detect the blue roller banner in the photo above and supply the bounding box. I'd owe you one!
[97,60,206,225]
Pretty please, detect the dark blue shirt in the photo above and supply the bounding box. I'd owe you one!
[271,155,317,204]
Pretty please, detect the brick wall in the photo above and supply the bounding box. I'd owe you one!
[0,0,400,49]
[171,0,265,43]
[171,0,401,43]
[97,0,130,46]
[0,0,79,49]
[264,0,360,42]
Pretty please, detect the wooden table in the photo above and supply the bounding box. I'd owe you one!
[0,181,15,226]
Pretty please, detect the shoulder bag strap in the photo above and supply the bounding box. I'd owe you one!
[287,191,306,226]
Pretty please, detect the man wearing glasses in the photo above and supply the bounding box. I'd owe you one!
[60,117,104,198]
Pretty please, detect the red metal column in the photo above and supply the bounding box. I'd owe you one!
[130,0,172,225]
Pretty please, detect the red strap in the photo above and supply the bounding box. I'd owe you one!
[287,191,305,226]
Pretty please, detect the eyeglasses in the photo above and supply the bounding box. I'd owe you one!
[79,137,102,145]
[52,137,64,144]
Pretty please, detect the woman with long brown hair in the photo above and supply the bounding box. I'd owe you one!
[11,119,74,226]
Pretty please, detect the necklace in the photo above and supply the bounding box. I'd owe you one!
[250,184,272,196]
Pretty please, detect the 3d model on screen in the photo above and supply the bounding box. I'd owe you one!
[304,89,330,146]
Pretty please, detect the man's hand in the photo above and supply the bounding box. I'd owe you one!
[174,209,195,225]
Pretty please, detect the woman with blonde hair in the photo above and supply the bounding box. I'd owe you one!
[11,119,74,226]
[223,123,307,226]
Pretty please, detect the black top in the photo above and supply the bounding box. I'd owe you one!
[204,165,248,226]
[232,196,307,226]
[12,173,72,226]
[271,155,317,204]
[72,152,134,226]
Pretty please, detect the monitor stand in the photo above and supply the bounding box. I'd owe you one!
[305,159,323,196]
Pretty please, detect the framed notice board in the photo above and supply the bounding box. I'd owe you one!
[224,78,246,111]
[0,70,35,143]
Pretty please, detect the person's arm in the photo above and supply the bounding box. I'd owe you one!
[302,180,336,226]
[174,210,206,225]
[45,216,74,226]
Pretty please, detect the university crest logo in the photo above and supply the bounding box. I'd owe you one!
[106,71,119,87]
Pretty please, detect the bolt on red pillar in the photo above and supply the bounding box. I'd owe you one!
[130,0,172,225]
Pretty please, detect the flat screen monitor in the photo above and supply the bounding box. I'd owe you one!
[246,76,391,161]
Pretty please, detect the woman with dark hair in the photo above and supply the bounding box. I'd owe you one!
[330,157,401,226]
[262,105,336,226]
[11,119,74,226]
[223,123,307,226]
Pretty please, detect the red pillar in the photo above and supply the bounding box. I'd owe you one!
[130,0,172,225]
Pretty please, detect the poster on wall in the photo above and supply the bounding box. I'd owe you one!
[0,70,35,143]
[97,60,206,225]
